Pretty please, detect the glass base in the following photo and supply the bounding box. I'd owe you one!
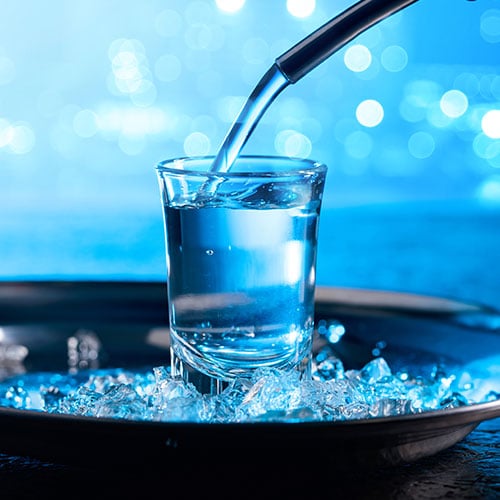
[169,346,313,396]
[170,347,229,395]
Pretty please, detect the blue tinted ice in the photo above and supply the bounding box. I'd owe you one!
[0,344,498,423]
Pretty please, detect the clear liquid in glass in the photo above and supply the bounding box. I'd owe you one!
[164,196,321,381]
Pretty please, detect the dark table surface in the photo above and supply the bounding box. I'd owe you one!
[0,417,497,499]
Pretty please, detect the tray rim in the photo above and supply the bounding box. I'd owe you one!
[0,397,498,431]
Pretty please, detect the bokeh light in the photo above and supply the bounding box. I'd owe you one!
[427,102,453,129]
[381,45,408,73]
[344,130,373,159]
[73,109,99,138]
[491,76,500,100]
[286,0,316,18]
[408,131,435,159]
[274,129,312,158]
[215,0,246,14]
[0,119,35,155]
[107,38,157,107]
[472,133,498,160]
[356,100,384,128]
[454,72,480,98]
[480,9,500,43]
[184,131,211,156]
[477,175,500,202]
[481,110,500,139]
[344,44,372,73]
[440,90,468,118]
[8,124,36,155]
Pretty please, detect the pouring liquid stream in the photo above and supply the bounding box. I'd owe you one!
[197,65,289,198]
[208,65,289,177]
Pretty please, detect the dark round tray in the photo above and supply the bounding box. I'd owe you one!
[0,281,498,471]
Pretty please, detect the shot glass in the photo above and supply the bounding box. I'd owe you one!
[156,155,327,394]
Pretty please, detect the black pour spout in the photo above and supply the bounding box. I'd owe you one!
[276,0,420,84]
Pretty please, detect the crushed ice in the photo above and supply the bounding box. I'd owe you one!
[0,343,498,423]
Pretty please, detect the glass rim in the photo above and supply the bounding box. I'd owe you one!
[156,155,327,178]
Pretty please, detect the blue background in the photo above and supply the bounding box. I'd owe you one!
[1,0,499,309]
